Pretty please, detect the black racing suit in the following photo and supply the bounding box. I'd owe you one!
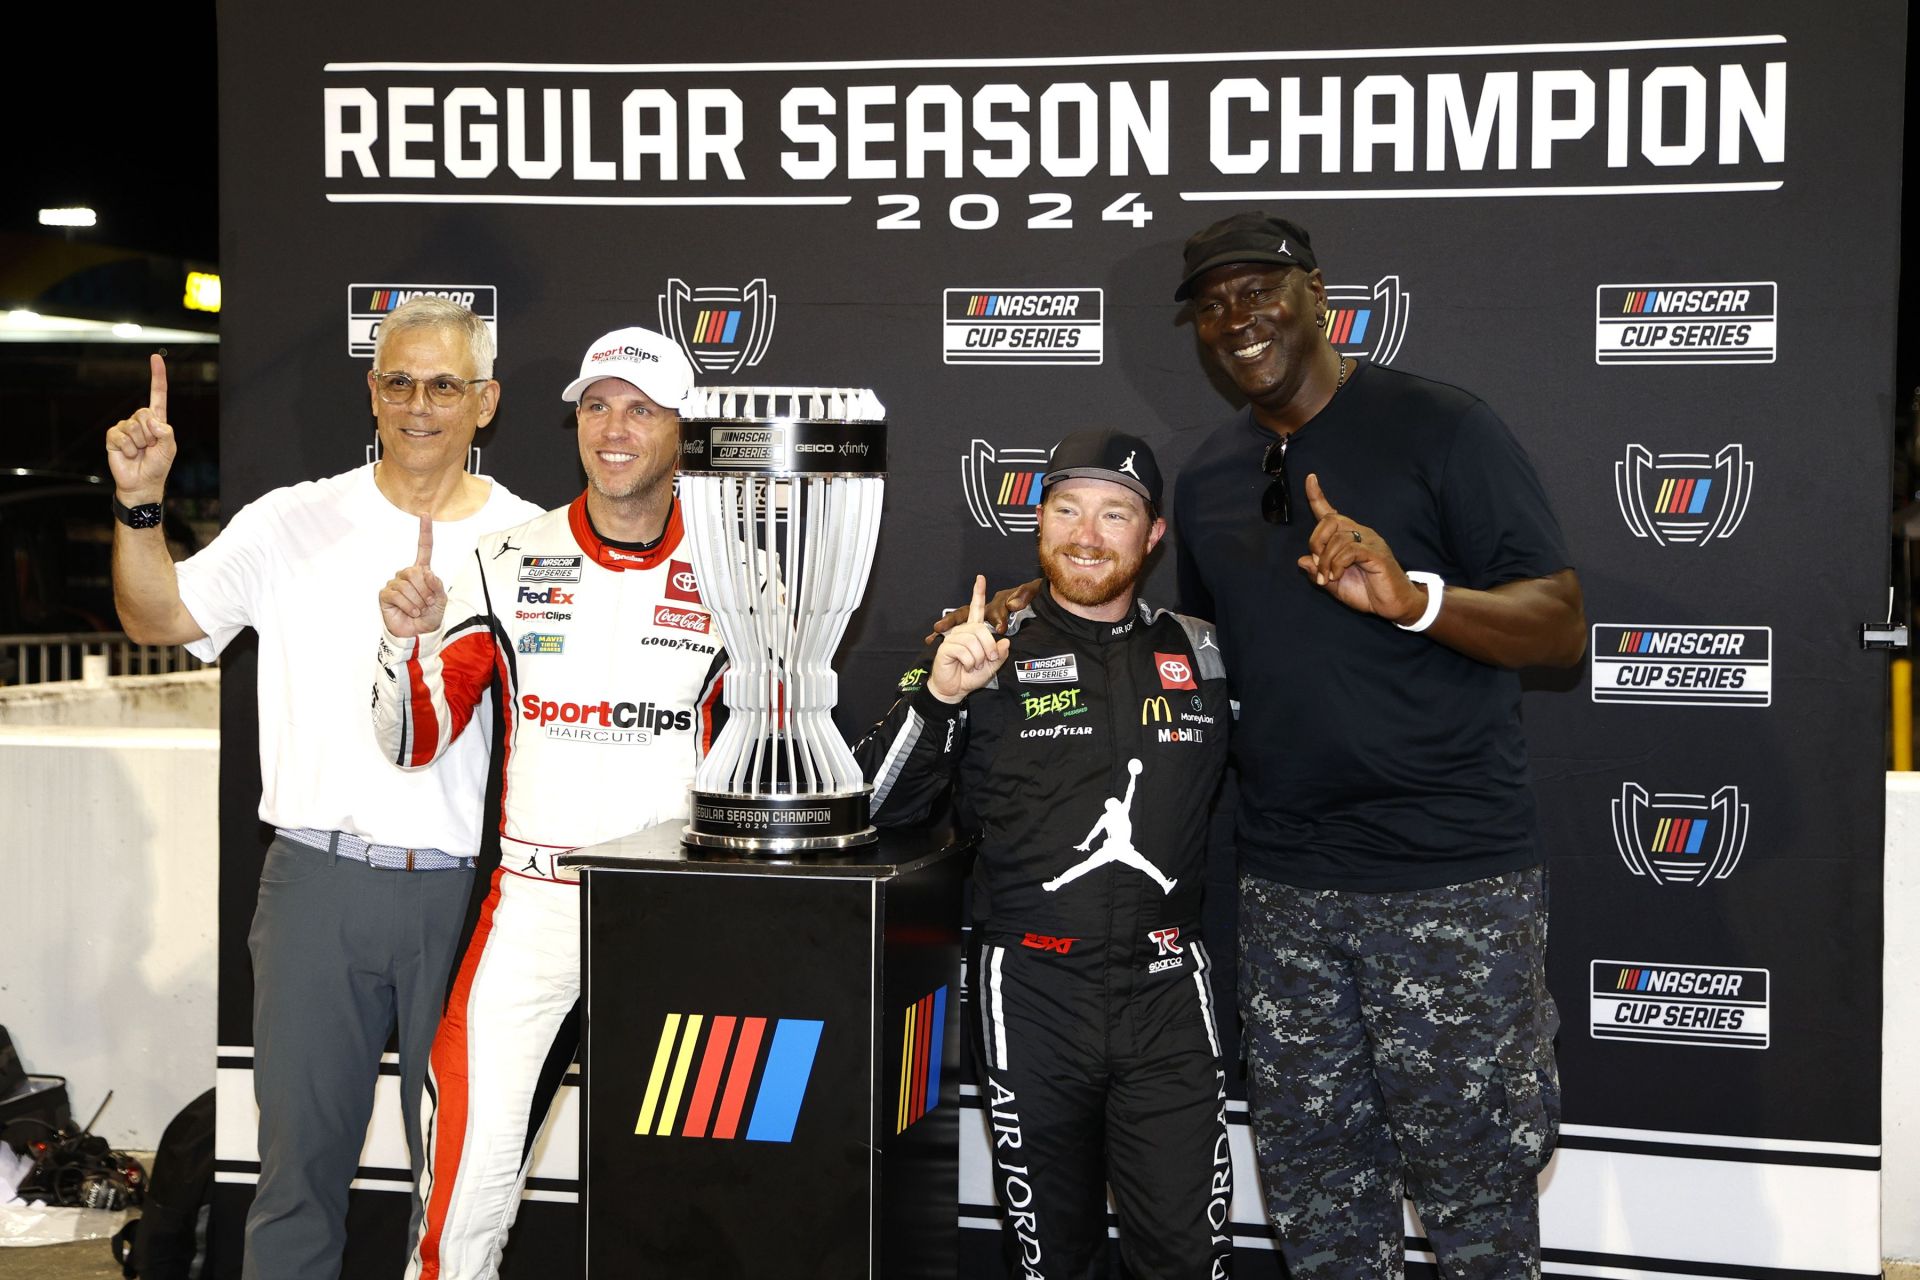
[857,588,1233,1279]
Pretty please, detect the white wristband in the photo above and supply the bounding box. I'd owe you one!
[1396,571,1445,632]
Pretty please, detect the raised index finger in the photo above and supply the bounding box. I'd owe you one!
[967,574,987,624]
[1303,472,1337,520]
[148,353,169,421]
[415,512,434,568]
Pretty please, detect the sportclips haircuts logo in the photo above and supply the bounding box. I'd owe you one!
[635,1012,823,1142]
[347,284,497,356]
[1615,444,1753,546]
[319,41,1787,226]
[1611,782,1750,886]
[659,278,774,374]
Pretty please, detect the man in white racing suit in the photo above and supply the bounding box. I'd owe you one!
[371,326,723,1280]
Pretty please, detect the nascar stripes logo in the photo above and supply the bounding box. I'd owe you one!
[894,986,948,1134]
[347,283,498,356]
[634,1012,823,1143]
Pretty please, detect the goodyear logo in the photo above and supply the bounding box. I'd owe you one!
[1595,282,1777,364]
[519,555,582,583]
[347,283,498,356]
[659,278,775,374]
[1612,783,1750,887]
[962,439,1050,535]
[634,1012,823,1143]
[894,986,947,1135]
[1591,624,1771,707]
[516,633,565,655]
[1615,444,1753,547]
[943,288,1103,365]
[1324,276,1409,366]
[1589,960,1769,1049]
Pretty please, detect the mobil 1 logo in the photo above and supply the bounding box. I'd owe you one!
[1594,282,1776,364]
[1591,960,1769,1049]
[1590,624,1771,707]
[944,288,1103,364]
[348,284,498,357]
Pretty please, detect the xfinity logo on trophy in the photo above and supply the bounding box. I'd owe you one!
[1594,282,1778,364]
[634,1011,824,1142]
[943,288,1104,365]
[347,283,498,356]
[1615,444,1754,546]
[1590,960,1770,1049]
[963,439,1052,535]
[1591,624,1772,707]
[1611,783,1750,886]
[659,278,775,374]
[1324,276,1409,366]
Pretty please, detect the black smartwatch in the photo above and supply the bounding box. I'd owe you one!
[112,495,164,530]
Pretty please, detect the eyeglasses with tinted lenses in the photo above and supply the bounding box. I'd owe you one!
[373,371,489,407]
[1261,437,1291,525]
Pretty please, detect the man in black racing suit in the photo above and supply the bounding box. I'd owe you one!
[856,430,1233,1279]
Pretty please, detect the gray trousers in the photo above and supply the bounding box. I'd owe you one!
[243,833,473,1280]
[1238,868,1559,1280]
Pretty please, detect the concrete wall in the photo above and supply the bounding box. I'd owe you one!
[0,674,218,1150]
[1886,775,1920,1261]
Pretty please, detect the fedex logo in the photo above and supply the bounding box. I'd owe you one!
[517,586,575,605]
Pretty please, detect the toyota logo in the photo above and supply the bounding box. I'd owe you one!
[1158,658,1191,684]
[671,570,698,593]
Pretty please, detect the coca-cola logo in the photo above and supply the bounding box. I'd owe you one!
[665,560,702,603]
[654,605,711,634]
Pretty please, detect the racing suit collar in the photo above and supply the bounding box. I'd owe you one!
[567,492,684,572]
[1033,586,1148,645]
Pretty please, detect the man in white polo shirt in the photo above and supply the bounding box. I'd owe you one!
[106,297,543,1280]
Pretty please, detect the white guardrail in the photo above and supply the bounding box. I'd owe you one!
[0,632,210,687]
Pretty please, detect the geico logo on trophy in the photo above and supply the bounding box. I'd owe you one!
[516,585,575,605]
[519,695,693,733]
[665,560,702,603]
[1141,696,1172,724]
[795,442,836,453]
[1021,933,1077,954]
[653,605,711,634]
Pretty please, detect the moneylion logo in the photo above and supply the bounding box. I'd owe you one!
[962,439,1050,535]
[1611,783,1749,887]
[1323,275,1409,366]
[1615,444,1753,546]
[943,287,1103,365]
[347,283,497,357]
[659,278,775,375]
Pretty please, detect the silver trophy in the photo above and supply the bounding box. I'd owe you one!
[678,386,887,851]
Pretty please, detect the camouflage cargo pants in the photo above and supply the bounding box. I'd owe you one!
[1237,868,1559,1279]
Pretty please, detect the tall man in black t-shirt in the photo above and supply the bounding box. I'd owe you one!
[1172,212,1586,1278]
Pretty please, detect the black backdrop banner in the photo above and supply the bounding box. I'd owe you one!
[212,3,1900,1275]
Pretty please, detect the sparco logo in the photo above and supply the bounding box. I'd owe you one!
[654,605,711,634]
[1589,960,1770,1049]
[659,278,775,374]
[962,439,1050,536]
[347,284,497,356]
[1615,444,1754,546]
[1590,624,1771,707]
[1611,783,1749,887]
[943,288,1103,365]
[1323,276,1409,366]
[1595,283,1777,364]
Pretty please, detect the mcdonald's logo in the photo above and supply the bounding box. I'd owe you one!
[894,986,948,1134]
[1141,696,1172,725]
[634,1012,824,1143]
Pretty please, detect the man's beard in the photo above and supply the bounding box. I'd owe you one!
[1039,538,1142,609]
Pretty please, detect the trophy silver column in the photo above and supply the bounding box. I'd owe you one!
[677,387,886,851]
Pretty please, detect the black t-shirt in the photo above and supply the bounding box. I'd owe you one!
[1173,362,1572,891]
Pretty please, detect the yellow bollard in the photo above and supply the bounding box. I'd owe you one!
[1895,657,1913,771]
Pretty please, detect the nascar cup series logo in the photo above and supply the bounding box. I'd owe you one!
[1615,444,1754,546]
[943,288,1103,365]
[1323,275,1409,366]
[659,278,775,375]
[963,439,1051,535]
[1590,960,1770,1049]
[347,284,498,356]
[1590,624,1771,707]
[1594,282,1778,364]
[1611,783,1749,887]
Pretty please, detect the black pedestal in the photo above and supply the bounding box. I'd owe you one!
[562,824,969,1280]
